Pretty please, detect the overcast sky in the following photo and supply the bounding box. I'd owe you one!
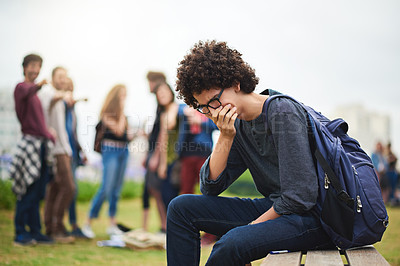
[1,0,399,155]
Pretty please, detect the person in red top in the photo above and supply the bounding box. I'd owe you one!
[14,56,55,142]
[11,54,55,246]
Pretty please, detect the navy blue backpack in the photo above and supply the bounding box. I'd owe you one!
[264,94,389,249]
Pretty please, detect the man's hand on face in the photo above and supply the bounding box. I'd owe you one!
[207,104,238,138]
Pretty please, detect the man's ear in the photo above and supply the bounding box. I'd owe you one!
[234,82,241,92]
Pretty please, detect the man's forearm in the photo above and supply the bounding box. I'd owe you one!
[250,206,281,225]
[208,135,234,181]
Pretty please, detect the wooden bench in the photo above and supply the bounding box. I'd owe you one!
[260,245,389,266]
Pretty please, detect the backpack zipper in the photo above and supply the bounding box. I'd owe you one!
[352,165,358,175]
[353,165,362,213]
[324,173,330,189]
[356,195,362,213]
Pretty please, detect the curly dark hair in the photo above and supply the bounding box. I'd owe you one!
[176,40,259,108]
[22,54,42,68]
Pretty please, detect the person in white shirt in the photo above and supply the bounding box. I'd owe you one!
[39,66,75,243]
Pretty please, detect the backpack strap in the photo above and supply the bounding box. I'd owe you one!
[263,94,354,207]
[314,148,354,208]
[263,94,301,131]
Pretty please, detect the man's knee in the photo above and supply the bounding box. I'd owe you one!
[212,228,243,256]
[168,194,190,213]
[167,194,198,218]
[207,227,250,265]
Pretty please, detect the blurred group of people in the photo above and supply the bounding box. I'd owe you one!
[371,141,399,205]
[9,53,218,247]
[10,54,89,246]
[138,72,218,245]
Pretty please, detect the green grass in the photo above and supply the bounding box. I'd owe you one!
[0,199,166,265]
[0,171,263,266]
[76,180,142,203]
[375,206,400,265]
[0,198,264,265]
[0,179,15,210]
[1,199,399,265]
[0,179,143,210]
[1,172,399,265]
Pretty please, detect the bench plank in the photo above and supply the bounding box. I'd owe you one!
[260,251,302,266]
[260,246,389,266]
[304,250,343,266]
[345,246,389,266]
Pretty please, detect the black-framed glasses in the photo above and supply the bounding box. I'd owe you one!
[196,88,225,114]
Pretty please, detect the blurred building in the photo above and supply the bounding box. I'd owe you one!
[331,104,390,155]
[0,88,20,154]
[0,88,20,179]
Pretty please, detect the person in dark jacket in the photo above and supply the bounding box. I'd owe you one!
[141,71,168,233]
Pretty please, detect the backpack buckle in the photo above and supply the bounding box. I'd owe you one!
[383,219,389,228]
[337,190,355,208]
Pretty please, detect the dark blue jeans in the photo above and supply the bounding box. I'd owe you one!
[167,194,335,266]
[14,143,49,237]
[68,159,79,226]
[89,144,129,218]
[386,170,398,200]
[161,161,180,210]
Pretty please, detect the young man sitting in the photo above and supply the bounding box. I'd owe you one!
[167,41,335,265]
